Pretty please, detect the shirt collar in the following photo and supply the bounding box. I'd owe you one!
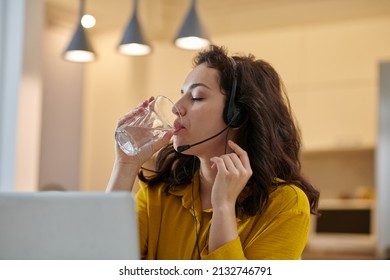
[167,172,244,221]
[168,171,200,213]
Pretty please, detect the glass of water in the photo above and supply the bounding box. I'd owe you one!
[115,95,179,156]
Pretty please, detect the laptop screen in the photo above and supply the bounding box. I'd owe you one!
[0,192,139,260]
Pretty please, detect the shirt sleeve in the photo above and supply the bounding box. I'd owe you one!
[202,237,246,260]
[244,209,310,259]
[135,181,149,260]
[202,209,309,260]
[202,185,311,260]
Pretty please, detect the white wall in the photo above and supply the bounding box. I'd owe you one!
[0,0,25,191]
[0,0,46,192]
[1,0,84,192]
[14,0,44,192]
[38,25,84,191]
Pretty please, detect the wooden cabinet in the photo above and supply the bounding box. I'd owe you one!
[300,148,378,259]
[300,148,375,199]
[291,86,377,152]
[306,199,377,254]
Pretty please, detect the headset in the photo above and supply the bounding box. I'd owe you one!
[223,56,241,128]
[176,57,241,153]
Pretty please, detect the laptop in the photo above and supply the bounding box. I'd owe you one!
[0,191,139,260]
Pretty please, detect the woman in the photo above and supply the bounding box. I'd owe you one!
[107,45,320,260]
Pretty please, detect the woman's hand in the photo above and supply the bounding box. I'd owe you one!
[208,140,252,253]
[210,140,253,209]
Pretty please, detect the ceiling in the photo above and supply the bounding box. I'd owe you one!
[45,0,390,42]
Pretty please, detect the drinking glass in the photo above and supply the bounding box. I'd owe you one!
[115,95,179,156]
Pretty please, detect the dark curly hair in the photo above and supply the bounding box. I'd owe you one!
[139,45,319,217]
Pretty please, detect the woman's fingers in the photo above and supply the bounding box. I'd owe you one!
[117,107,144,127]
[210,141,252,179]
[227,140,252,172]
[116,97,155,128]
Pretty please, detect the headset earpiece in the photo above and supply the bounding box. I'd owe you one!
[223,57,241,128]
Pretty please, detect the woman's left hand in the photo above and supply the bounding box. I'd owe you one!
[210,140,253,209]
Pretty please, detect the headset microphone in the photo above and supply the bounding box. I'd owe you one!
[176,125,230,153]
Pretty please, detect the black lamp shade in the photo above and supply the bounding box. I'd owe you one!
[67,24,93,52]
[118,0,151,56]
[174,0,210,50]
[63,0,96,64]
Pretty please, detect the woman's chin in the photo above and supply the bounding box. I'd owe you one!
[172,139,179,151]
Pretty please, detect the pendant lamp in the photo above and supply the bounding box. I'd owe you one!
[174,0,210,50]
[118,0,152,56]
[63,0,96,63]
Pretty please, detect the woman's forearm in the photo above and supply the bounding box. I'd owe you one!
[208,204,238,253]
[106,162,140,192]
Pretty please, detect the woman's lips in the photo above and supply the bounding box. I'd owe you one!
[173,120,184,135]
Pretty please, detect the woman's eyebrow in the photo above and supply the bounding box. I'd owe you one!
[181,82,211,94]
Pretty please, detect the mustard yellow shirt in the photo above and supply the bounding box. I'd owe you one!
[135,174,310,260]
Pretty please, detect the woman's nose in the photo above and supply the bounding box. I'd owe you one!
[172,100,184,118]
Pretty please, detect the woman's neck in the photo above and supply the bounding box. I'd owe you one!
[198,160,215,190]
[197,158,216,210]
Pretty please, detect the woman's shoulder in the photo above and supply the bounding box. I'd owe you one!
[268,183,310,215]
